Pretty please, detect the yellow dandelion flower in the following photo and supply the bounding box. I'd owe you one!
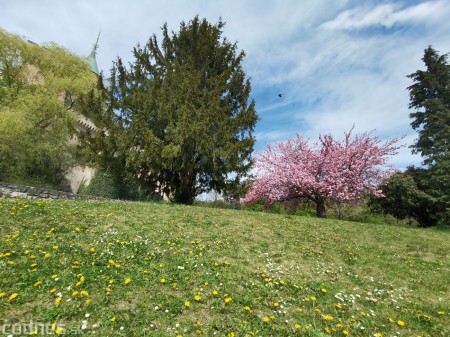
[55,327,64,334]
[374,333,383,337]
[273,302,279,307]
[294,323,301,329]
[8,293,18,302]
[244,306,251,312]
[388,317,395,323]
[343,330,349,335]
[263,316,270,323]
[184,301,191,308]
[124,278,131,285]
[111,316,116,322]
[49,288,56,293]
[397,320,406,327]
[224,297,232,303]
[80,290,88,296]
[321,288,327,293]
[44,253,50,258]
[55,297,62,304]
[311,296,317,301]
[0,292,7,298]
[160,278,166,283]
[85,298,92,304]
[89,247,95,252]
[34,281,42,287]
[194,295,201,301]
[72,291,79,297]
[51,274,58,279]
[322,315,334,321]
[437,311,445,315]
[212,290,219,295]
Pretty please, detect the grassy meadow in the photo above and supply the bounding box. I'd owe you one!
[0,197,449,336]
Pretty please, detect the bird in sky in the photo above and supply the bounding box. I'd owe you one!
[278,93,283,98]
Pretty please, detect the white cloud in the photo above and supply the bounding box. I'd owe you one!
[321,0,449,30]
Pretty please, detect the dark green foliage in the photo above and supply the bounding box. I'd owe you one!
[406,46,450,225]
[369,170,438,227]
[78,169,162,201]
[79,17,258,205]
[407,47,450,166]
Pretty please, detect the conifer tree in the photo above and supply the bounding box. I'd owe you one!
[80,17,258,204]
[407,46,450,223]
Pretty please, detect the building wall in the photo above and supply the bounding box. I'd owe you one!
[65,165,96,194]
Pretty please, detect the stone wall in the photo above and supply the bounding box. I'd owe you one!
[0,182,103,200]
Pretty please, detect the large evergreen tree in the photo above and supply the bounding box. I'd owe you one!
[407,46,450,224]
[407,46,450,166]
[80,17,258,204]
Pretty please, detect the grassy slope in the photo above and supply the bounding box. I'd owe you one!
[0,198,449,337]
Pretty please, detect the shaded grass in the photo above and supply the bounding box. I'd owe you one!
[0,198,449,336]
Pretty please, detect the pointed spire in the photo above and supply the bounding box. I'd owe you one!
[86,31,101,75]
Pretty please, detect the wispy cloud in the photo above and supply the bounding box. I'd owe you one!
[321,0,449,30]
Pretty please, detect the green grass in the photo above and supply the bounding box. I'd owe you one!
[0,198,449,337]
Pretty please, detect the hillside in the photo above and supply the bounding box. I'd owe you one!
[0,198,449,336]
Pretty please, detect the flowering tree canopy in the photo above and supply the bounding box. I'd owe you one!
[243,128,400,218]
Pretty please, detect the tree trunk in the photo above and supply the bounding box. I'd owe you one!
[174,171,196,204]
[316,199,327,218]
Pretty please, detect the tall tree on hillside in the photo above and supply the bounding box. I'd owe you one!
[243,128,399,218]
[407,46,450,166]
[79,17,258,204]
[407,46,450,223]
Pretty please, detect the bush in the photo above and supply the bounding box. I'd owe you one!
[78,170,162,201]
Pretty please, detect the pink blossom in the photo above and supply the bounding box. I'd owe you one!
[244,128,399,217]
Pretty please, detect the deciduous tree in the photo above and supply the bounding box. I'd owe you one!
[0,28,96,187]
[243,128,399,218]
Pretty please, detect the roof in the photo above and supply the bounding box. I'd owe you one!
[86,33,100,75]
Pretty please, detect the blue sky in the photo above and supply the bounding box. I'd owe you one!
[2,0,450,169]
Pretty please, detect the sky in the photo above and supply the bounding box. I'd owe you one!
[2,0,450,169]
